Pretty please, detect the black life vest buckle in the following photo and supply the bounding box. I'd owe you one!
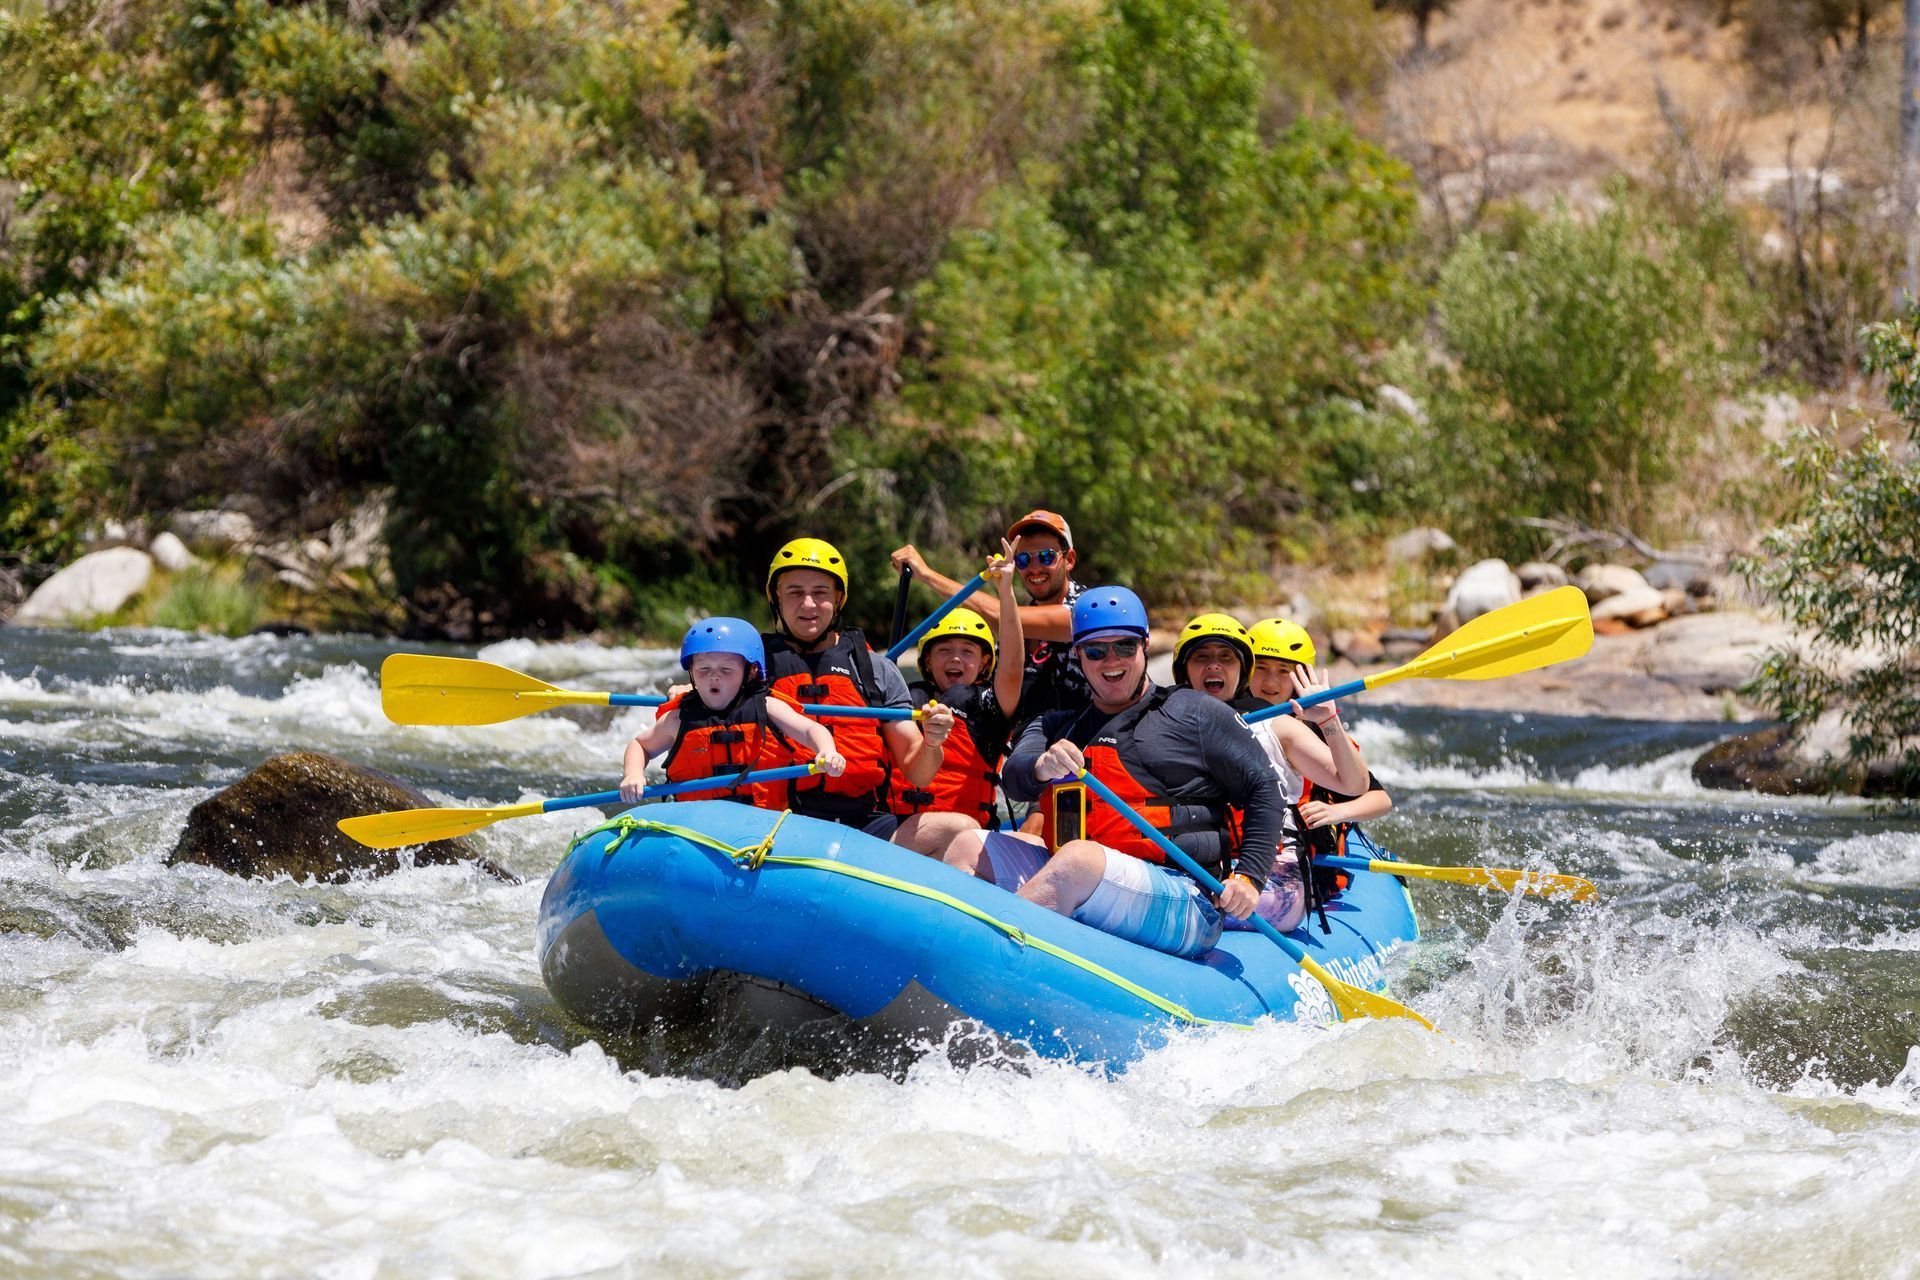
[796,682,831,700]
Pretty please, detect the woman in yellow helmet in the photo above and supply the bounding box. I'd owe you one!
[1246,617,1392,930]
[757,536,954,839]
[891,540,1025,856]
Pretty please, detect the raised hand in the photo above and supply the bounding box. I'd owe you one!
[1287,664,1341,725]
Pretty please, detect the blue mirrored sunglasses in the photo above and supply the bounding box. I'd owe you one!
[1076,638,1141,662]
[1013,548,1061,569]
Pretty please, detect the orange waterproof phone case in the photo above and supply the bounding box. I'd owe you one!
[1043,782,1087,852]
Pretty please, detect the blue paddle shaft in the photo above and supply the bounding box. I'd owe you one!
[538,763,819,814]
[1073,770,1315,969]
[610,690,910,722]
[1241,677,1368,725]
[803,704,914,721]
[886,572,987,660]
[1317,855,1377,875]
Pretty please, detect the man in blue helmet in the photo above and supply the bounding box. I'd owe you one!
[939,587,1286,958]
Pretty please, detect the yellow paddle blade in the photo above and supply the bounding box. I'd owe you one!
[380,654,610,726]
[1299,955,1434,1029]
[1370,860,1597,902]
[336,800,545,850]
[1379,585,1594,687]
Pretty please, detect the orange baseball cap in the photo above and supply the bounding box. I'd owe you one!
[1007,509,1073,549]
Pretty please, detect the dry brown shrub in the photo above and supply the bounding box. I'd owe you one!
[507,311,764,555]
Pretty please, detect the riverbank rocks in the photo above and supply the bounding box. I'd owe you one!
[168,508,257,552]
[1592,585,1669,628]
[148,531,201,573]
[1693,716,1920,798]
[1330,627,1385,664]
[1644,559,1715,597]
[11,547,154,627]
[167,751,518,883]
[1577,564,1651,603]
[1444,558,1522,624]
[1517,562,1570,593]
[1387,527,1456,563]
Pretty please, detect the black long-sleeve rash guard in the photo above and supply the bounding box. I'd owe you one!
[1003,683,1287,888]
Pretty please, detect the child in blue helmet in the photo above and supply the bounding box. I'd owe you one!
[620,617,844,804]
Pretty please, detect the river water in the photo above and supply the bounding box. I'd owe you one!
[2,626,1917,1278]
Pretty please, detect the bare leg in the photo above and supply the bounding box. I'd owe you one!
[942,828,1046,883]
[1017,840,1106,916]
[891,811,981,859]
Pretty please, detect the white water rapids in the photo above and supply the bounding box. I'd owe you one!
[2,628,1917,1278]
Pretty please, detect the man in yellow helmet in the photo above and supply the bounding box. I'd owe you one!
[759,537,953,838]
[890,539,1026,855]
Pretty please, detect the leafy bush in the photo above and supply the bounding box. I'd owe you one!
[1432,190,1758,551]
[1743,312,1920,787]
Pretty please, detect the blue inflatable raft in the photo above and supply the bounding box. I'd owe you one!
[538,801,1419,1071]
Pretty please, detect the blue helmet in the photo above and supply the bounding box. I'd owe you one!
[1070,586,1150,645]
[680,616,766,675]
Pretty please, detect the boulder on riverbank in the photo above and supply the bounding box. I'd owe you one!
[167,751,518,883]
[1692,715,1920,798]
[11,547,154,627]
[1444,558,1522,624]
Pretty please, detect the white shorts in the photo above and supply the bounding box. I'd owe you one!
[981,833,1223,959]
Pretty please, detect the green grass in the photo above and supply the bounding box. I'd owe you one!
[142,564,266,636]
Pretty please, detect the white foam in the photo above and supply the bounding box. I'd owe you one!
[476,638,678,684]
[1800,830,1920,889]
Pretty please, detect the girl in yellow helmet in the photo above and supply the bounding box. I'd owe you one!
[891,540,1025,857]
[1245,616,1392,931]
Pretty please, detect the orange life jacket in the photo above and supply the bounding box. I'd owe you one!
[759,628,893,817]
[660,687,798,804]
[1067,687,1236,870]
[888,682,999,822]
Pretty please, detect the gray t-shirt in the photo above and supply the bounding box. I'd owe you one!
[869,652,912,708]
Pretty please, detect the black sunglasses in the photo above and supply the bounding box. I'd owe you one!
[1013,548,1062,569]
[1077,638,1141,661]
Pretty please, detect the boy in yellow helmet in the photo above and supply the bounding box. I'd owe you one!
[759,537,953,838]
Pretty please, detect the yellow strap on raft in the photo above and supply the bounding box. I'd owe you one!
[568,813,1246,1030]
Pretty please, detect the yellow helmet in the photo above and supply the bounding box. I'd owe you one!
[919,607,996,677]
[765,537,848,602]
[1248,617,1316,666]
[1173,613,1253,690]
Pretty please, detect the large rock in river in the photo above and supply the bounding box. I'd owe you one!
[168,751,516,882]
[1693,714,1920,798]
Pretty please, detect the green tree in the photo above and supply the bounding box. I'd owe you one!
[1743,313,1920,790]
